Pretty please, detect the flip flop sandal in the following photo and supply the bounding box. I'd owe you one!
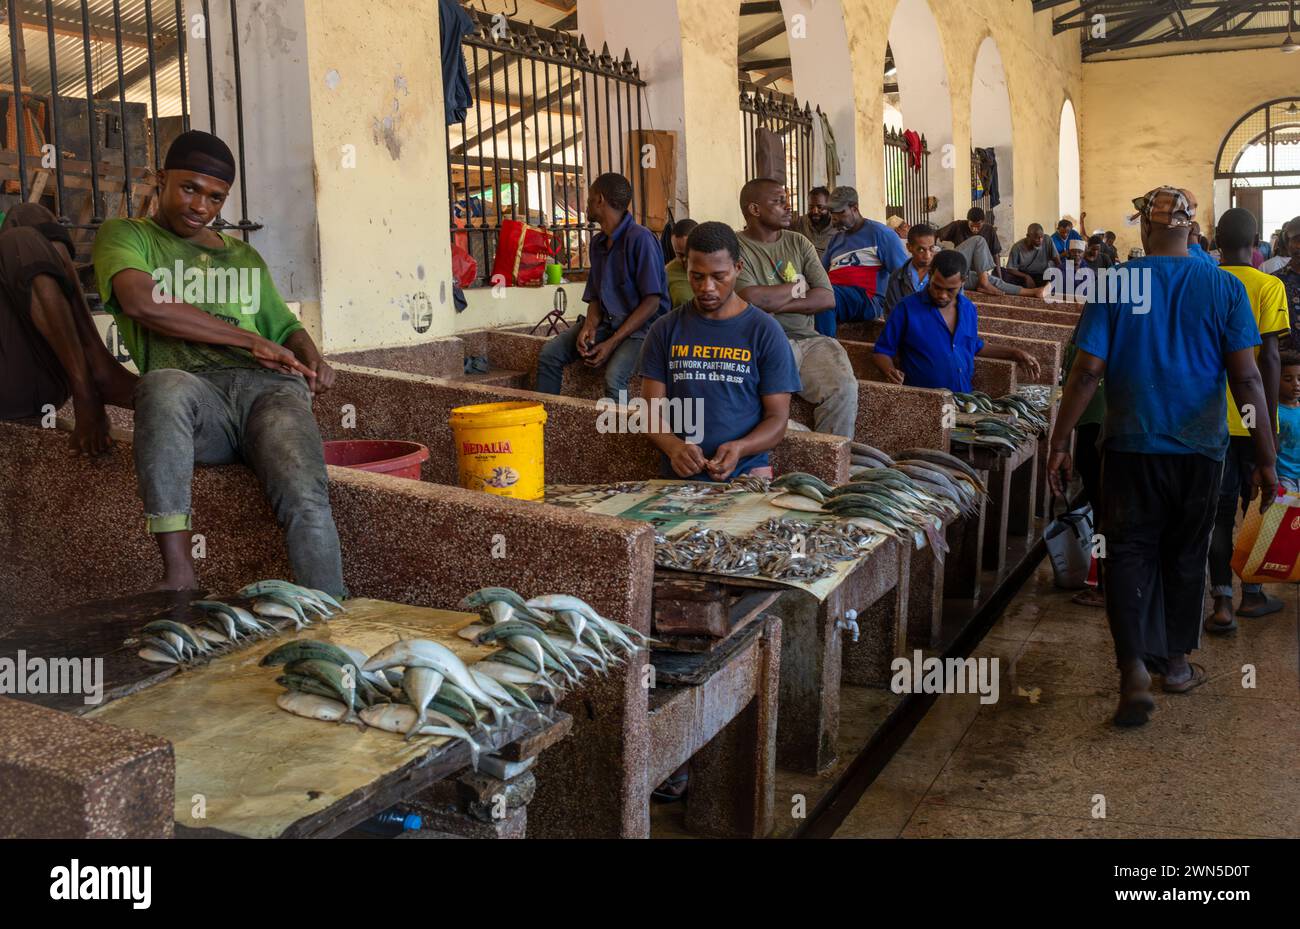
[1236,594,1284,618]
[651,770,689,803]
[1072,589,1106,607]
[1162,662,1208,694]
[1203,614,1238,636]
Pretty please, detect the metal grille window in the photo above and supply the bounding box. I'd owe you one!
[883,126,928,226]
[0,0,257,257]
[446,11,648,289]
[1216,97,1300,189]
[739,90,813,217]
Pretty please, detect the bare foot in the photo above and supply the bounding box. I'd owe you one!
[92,361,139,410]
[152,569,198,592]
[1203,595,1237,635]
[69,393,113,457]
[1113,661,1155,727]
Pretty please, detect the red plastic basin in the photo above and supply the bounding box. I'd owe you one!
[324,440,429,481]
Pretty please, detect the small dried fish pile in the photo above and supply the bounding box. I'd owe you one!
[752,517,880,576]
[655,527,760,575]
[726,473,773,494]
[137,580,346,665]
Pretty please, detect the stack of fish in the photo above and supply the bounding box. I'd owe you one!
[953,416,1035,452]
[1013,384,1054,413]
[137,580,346,665]
[457,588,648,689]
[818,470,952,549]
[952,391,1049,435]
[655,522,854,582]
[890,448,988,519]
[265,637,522,766]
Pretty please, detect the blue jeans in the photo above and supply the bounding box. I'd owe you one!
[132,368,346,598]
[814,286,882,338]
[535,320,643,400]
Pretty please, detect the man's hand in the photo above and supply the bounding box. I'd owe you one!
[576,318,599,356]
[250,337,315,383]
[1015,350,1041,381]
[668,441,708,479]
[884,366,906,385]
[1047,449,1073,498]
[1250,463,1278,513]
[583,336,617,368]
[306,356,336,394]
[706,442,742,481]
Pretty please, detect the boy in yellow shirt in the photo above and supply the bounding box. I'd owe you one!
[1205,209,1290,635]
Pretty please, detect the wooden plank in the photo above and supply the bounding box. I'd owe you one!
[494,712,573,762]
[652,588,778,653]
[653,578,728,637]
[652,615,767,687]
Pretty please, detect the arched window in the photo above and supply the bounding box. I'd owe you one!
[1216,98,1300,242]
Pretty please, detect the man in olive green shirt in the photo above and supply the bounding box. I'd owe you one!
[734,178,858,437]
[94,130,344,597]
[664,218,697,308]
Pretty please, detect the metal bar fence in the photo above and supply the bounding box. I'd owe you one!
[739,89,814,217]
[884,126,930,226]
[449,11,647,288]
[0,0,259,255]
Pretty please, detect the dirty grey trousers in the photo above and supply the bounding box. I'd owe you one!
[787,335,859,439]
[132,368,346,598]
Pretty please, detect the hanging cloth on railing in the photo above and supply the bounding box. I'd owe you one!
[755,128,786,183]
[978,147,1001,208]
[902,130,923,171]
[971,152,985,203]
[440,0,477,125]
[818,110,841,188]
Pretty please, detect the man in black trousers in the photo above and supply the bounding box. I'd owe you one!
[1047,187,1276,728]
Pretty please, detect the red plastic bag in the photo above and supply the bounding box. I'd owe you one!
[491,219,553,287]
[1232,488,1300,583]
[452,243,478,288]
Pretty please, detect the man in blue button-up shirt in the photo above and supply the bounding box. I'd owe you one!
[536,173,669,400]
[870,249,1039,391]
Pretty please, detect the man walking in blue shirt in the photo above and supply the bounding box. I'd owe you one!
[536,173,669,399]
[872,249,1040,390]
[1047,187,1276,728]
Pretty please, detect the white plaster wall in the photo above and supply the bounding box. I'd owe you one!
[888,0,955,223]
[1059,98,1081,222]
[183,0,321,332]
[970,36,1013,231]
[783,0,856,190]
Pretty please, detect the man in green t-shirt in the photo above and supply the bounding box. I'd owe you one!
[733,178,858,438]
[93,130,344,598]
[664,218,697,308]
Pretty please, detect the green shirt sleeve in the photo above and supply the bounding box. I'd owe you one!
[666,259,694,309]
[244,248,303,345]
[795,233,832,292]
[735,235,762,292]
[92,218,154,311]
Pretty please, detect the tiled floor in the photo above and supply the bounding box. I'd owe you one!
[834,564,1300,839]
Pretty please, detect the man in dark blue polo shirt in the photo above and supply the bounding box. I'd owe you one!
[870,249,1040,391]
[1047,186,1276,728]
[640,222,801,481]
[536,173,669,399]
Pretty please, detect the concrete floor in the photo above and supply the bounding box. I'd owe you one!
[834,563,1300,838]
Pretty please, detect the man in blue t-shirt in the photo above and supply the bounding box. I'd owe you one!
[872,249,1040,391]
[536,172,669,400]
[1047,186,1277,728]
[639,222,801,482]
[816,185,908,337]
[1051,216,1085,256]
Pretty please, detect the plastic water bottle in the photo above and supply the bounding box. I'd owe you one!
[358,809,422,836]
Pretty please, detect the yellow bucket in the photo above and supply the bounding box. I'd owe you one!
[449,401,548,501]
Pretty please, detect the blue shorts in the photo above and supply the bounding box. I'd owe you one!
[814,286,881,337]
